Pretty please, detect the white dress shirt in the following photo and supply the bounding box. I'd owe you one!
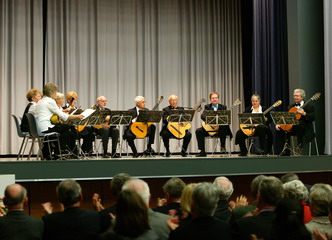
[251,105,263,113]
[35,96,69,132]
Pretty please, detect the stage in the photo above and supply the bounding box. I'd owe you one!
[0,154,331,182]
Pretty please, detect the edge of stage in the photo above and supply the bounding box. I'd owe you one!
[0,154,331,182]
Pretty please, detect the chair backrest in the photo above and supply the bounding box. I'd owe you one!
[25,113,43,138]
[12,114,28,137]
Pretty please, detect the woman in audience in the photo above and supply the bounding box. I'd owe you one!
[177,183,197,224]
[283,179,313,223]
[313,200,332,240]
[271,198,311,240]
[100,190,158,240]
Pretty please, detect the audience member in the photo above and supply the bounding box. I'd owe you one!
[100,190,158,240]
[0,184,44,240]
[280,173,299,184]
[306,183,332,239]
[213,176,234,221]
[231,176,283,240]
[169,182,231,240]
[177,183,197,224]
[283,179,313,223]
[42,179,102,240]
[313,200,332,240]
[122,178,171,240]
[154,177,186,215]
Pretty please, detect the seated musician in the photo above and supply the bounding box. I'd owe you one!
[94,96,120,158]
[20,89,43,132]
[160,95,192,157]
[235,94,273,156]
[195,91,232,157]
[276,89,315,156]
[62,91,78,113]
[123,96,156,158]
[35,83,83,159]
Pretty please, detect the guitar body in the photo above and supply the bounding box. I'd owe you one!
[239,124,258,137]
[279,107,299,132]
[167,122,191,138]
[130,122,152,138]
[50,114,62,125]
[201,121,219,136]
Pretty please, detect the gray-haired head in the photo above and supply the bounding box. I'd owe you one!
[122,179,150,205]
[56,179,82,207]
[135,96,145,103]
[163,177,186,199]
[191,182,219,217]
[4,184,27,207]
[110,173,131,198]
[294,89,306,98]
[213,176,234,200]
[283,180,309,202]
[251,175,266,199]
[258,176,283,206]
[280,173,299,184]
[309,183,332,217]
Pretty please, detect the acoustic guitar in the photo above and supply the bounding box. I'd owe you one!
[279,92,321,132]
[240,100,282,136]
[167,98,206,138]
[202,98,242,136]
[50,97,76,125]
[130,96,164,138]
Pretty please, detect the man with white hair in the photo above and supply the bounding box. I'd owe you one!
[213,176,234,221]
[123,96,156,157]
[0,184,44,239]
[276,89,316,156]
[122,178,171,240]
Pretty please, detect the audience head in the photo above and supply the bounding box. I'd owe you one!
[309,183,332,217]
[258,176,283,208]
[26,89,42,103]
[251,175,266,199]
[56,179,82,207]
[283,180,309,202]
[280,173,299,184]
[213,176,234,201]
[110,173,131,198]
[272,198,311,240]
[180,183,197,214]
[3,184,27,209]
[43,83,58,98]
[162,177,186,200]
[122,179,150,206]
[114,190,150,238]
[329,201,332,224]
[191,182,219,218]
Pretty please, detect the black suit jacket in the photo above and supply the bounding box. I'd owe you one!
[21,102,33,132]
[288,102,315,142]
[153,201,181,215]
[200,103,227,121]
[0,210,44,240]
[214,199,232,222]
[169,216,231,240]
[42,207,102,240]
[231,210,275,240]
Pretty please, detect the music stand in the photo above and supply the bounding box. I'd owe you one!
[168,109,195,123]
[238,113,265,127]
[205,110,231,126]
[136,110,163,123]
[270,112,300,156]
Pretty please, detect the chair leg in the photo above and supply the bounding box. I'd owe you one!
[56,135,63,160]
[314,138,319,156]
[28,139,36,160]
[17,136,27,160]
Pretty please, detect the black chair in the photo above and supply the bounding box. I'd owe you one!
[25,113,62,160]
[12,114,33,160]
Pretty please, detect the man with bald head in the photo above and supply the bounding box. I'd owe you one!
[160,95,192,157]
[0,184,44,239]
[213,176,234,221]
[95,96,120,158]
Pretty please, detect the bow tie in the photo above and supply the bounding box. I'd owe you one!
[295,103,301,107]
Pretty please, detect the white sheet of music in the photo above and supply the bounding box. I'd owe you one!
[80,108,96,119]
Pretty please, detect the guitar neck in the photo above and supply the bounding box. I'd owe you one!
[299,99,312,110]
[262,105,275,116]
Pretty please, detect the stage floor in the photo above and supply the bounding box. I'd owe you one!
[0,153,331,182]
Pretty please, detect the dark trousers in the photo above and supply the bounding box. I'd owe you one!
[160,128,192,152]
[235,125,272,154]
[77,127,95,153]
[124,124,156,154]
[277,125,305,153]
[195,125,230,152]
[95,127,119,153]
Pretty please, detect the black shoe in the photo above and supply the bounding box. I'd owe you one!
[181,151,188,157]
[196,151,207,157]
[133,153,139,158]
[165,151,171,157]
[102,152,110,158]
[238,152,247,157]
[111,153,121,158]
[280,150,290,156]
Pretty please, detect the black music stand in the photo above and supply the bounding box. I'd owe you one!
[270,112,300,156]
[238,113,265,129]
[205,110,231,126]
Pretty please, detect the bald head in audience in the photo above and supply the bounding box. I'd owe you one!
[3,184,27,210]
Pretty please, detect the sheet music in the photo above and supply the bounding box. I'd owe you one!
[80,108,96,119]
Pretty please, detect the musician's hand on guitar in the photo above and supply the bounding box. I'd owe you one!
[297,108,306,116]
[63,107,71,113]
[166,116,170,121]
[275,125,281,131]
[105,115,110,122]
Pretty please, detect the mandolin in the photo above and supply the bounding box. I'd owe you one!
[167,98,206,138]
[279,92,321,132]
[130,96,164,138]
[240,100,282,136]
[50,97,76,125]
[202,98,242,136]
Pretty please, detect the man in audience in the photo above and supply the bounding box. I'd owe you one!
[42,179,102,240]
[153,177,185,215]
[213,176,234,221]
[122,178,171,240]
[169,182,231,240]
[0,184,44,239]
[231,176,283,240]
[305,183,332,239]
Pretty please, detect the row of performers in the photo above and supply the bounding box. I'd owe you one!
[19,83,317,159]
